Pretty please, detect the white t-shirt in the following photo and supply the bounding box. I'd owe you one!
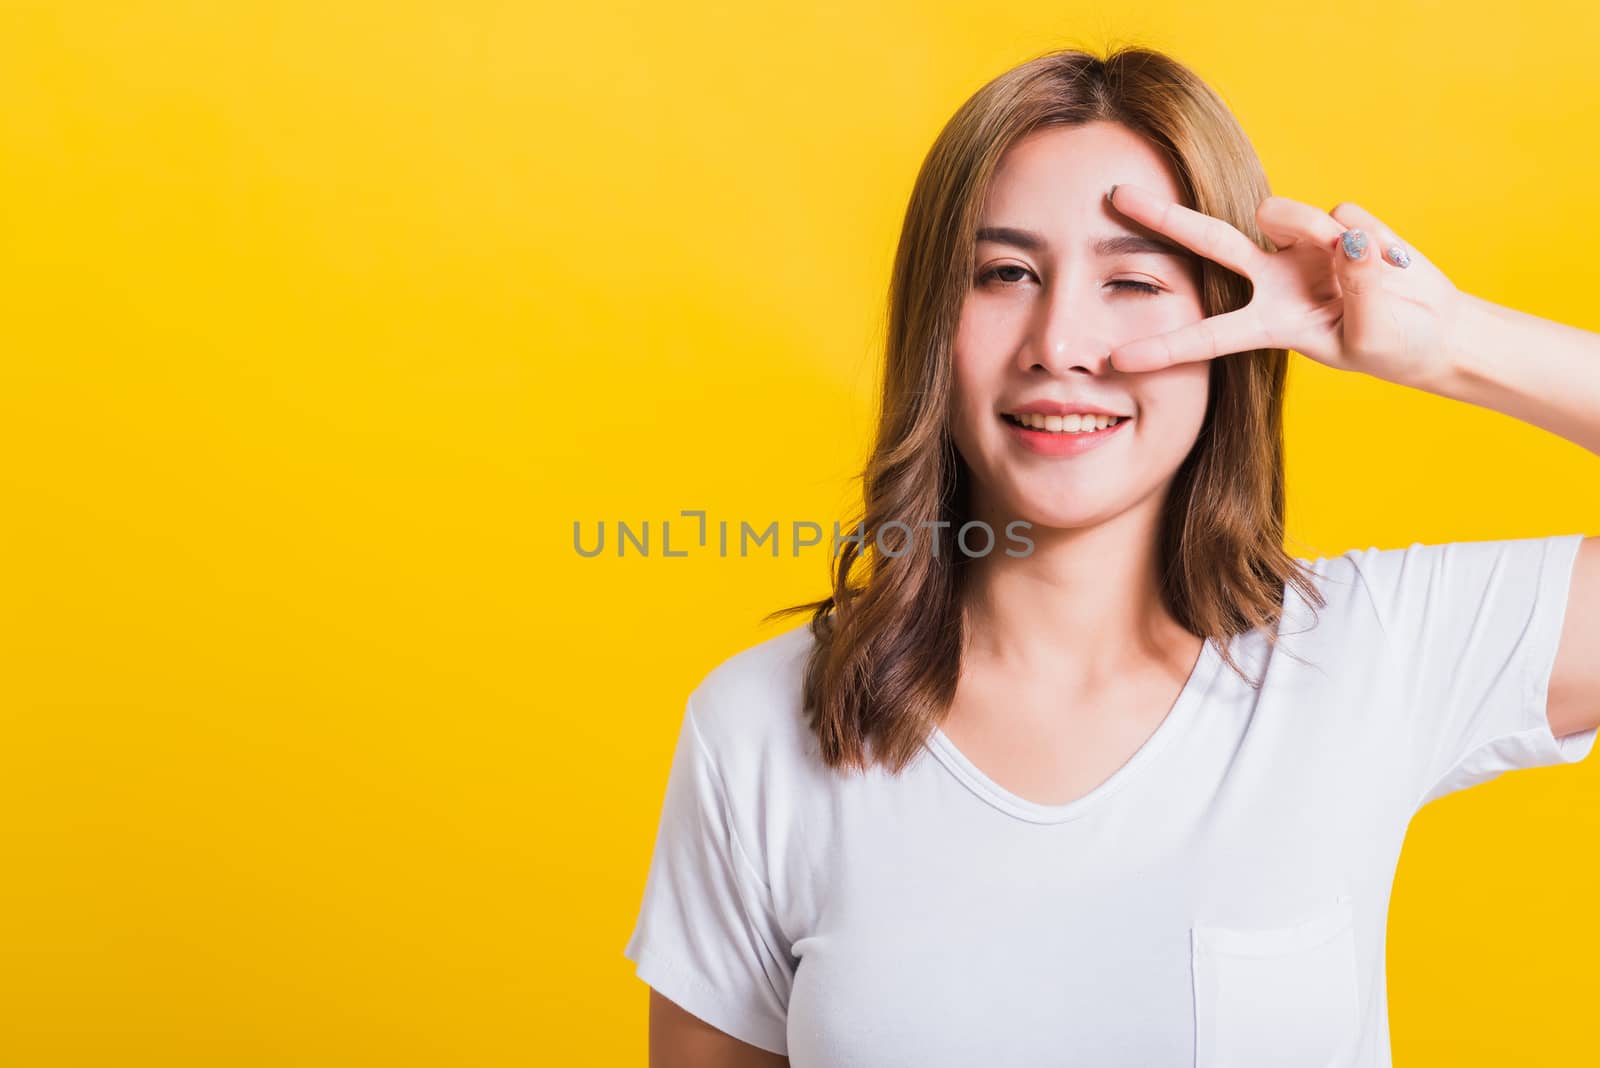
[623,533,1596,1066]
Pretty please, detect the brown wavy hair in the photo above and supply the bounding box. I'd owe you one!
[766,44,1326,774]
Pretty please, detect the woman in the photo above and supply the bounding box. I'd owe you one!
[623,45,1600,1066]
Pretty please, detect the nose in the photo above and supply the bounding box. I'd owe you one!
[1023,339,1113,376]
[1018,283,1116,376]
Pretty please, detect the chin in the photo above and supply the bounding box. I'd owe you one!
[1001,494,1127,533]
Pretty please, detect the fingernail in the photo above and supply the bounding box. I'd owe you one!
[1385,244,1411,268]
[1340,229,1368,260]
[1107,184,1119,206]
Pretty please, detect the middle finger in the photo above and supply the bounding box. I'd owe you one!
[1107,183,1266,279]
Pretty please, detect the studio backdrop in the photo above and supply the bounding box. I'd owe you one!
[2,2,1598,1065]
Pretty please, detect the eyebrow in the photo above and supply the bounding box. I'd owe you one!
[975,225,1192,261]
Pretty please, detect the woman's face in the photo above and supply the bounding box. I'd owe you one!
[951,121,1212,533]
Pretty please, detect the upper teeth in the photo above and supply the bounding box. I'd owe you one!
[1008,412,1124,432]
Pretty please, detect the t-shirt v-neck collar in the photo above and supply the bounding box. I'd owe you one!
[922,635,1226,825]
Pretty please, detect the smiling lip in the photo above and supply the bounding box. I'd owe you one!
[1003,399,1130,418]
[1001,411,1130,457]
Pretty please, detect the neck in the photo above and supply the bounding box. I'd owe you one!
[958,490,1190,687]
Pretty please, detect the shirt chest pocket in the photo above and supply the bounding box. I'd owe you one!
[1190,896,1362,1068]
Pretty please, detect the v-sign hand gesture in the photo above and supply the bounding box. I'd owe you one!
[1105,184,1467,390]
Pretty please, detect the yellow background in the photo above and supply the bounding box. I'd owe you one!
[2,2,1597,1064]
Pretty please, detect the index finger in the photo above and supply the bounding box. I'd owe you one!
[1108,305,1268,373]
[1108,184,1265,280]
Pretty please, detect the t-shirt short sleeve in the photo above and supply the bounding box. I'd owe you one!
[1344,532,1597,811]
[622,694,793,1055]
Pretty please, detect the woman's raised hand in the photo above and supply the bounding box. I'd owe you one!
[1105,184,1467,389]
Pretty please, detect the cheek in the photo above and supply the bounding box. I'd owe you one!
[954,294,1026,368]
[949,387,997,462]
[952,328,995,389]
[1131,291,1207,333]
[950,343,1005,436]
[1135,363,1212,435]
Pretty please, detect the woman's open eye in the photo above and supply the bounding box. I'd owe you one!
[977,264,1034,287]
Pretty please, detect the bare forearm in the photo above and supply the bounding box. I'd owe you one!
[1410,291,1600,456]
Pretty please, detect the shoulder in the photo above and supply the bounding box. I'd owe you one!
[1303,534,1583,621]
[1290,550,1356,594]
[692,622,815,726]
[1279,538,1511,617]
[1266,547,1376,641]
[1276,541,1469,645]
[681,623,829,909]
[686,621,823,786]
[1274,535,1587,665]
